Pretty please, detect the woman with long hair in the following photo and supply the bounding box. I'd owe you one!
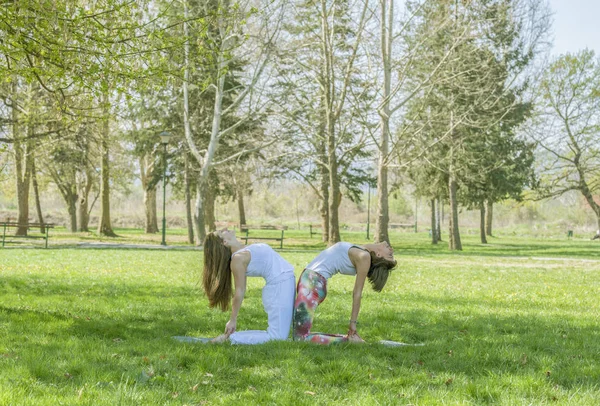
[203,228,296,344]
[293,241,397,344]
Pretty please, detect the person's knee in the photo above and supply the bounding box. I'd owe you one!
[268,328,289,340]
[292,331,307,341]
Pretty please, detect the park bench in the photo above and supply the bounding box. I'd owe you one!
[240,224,288,249]
[1,222,55,248]
[389,223,416,232]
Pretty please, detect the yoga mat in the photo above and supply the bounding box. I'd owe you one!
[172,336,212,343]
[173,336,423,346]
[379,340,425,347]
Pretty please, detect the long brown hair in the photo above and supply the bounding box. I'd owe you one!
[367,251,397,292]
[203,232,233,311]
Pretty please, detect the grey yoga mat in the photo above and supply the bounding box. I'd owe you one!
[378,340,425,347]
[173,336,424,346]
[172,336,212,343]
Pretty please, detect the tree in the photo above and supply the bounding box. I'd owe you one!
[272,0,375,243]
[459,124,536,243]
[1,0,186,236]
[372,0,468,243]
[182,0,283,244]
[122,89,177,234]
[402,0,549,250]
[47,141,82,232]
[531,50,600,230]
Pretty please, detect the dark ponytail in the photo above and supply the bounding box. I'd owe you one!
[367,251,397,292]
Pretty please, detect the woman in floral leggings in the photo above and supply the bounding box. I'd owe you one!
[293,241,397,344]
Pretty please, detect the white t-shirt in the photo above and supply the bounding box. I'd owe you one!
[305,242,365,280]
[233,243,294,284]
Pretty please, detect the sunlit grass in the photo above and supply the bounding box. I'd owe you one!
[1,240,599,404]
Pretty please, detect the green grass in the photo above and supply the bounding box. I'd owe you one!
[1,237,599,405]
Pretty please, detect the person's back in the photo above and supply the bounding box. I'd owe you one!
[305,242,359,279]
[234,243,294,283]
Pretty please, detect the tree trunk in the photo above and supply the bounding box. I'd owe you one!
[431,199,438,244]
[194,180,207,244]
[447,109,461,251]
[375,0,393,244]
[79,198,89,232]
[317,94,330,242]
[237,188,246,227]
[16,147,33,236]
[194,66,226,243]
[479,200,487,244]
[318,138,330,243]
[140,154,159,234]
[31,156,45,233]
[327,115,341,244]
[436,197,442,242]
[67,193,77,232]
[485,200,493,236]
[49,166,79,233]
[184,153,195,245]
[578,177,600,235]
[78,168,93,232]
[376,159,389,243]
[13,83,32,236]
[97,95,117,237]
[205,181,216,232]
[327,171,341,243]
[319,0,340,245]
[144,187,159,233]
[448,174,462,251]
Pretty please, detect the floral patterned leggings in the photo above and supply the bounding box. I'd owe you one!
[292,269,349,344]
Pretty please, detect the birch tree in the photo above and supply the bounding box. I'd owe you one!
[182,0,284,243]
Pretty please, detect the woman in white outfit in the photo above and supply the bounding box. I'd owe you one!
[203,228,296,344]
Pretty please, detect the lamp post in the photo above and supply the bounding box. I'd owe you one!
[159,131,171,246]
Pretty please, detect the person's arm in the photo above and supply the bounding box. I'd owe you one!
[348,248,371,340]
[224,254,248,337]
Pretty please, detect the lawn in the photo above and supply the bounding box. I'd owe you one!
[0,236,599,405]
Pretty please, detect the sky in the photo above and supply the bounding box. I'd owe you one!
[548,0,600,56]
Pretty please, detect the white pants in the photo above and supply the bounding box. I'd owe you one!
[229,274,296,345]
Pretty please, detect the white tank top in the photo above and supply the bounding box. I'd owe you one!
[305,242,364,280]
[233,243,294,284]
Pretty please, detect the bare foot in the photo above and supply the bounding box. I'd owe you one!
[347,333,365,343]
[210,334,229,343]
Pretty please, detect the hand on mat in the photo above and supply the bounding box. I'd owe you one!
[224,319,236,336]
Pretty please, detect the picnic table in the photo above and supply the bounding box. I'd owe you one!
[1,222,55,248]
